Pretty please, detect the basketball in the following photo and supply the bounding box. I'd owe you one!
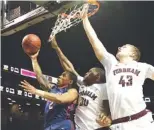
[22,34,41,55]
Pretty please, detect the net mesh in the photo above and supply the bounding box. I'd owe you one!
[48,2,98,42]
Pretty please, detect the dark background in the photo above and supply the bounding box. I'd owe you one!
[2,1,154,96]
[1,1,154,130]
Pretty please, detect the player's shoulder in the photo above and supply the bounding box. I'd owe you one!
[68,88,78,93]
[77,75,84,83]
[137,61,151,67]
[93,83,108,99]
[94,83,106,87]
[93,83,106,91]
[77,75,84,80]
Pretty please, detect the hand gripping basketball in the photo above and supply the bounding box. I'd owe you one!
[29,50,40,60]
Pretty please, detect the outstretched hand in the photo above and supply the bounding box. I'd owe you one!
[28,50,40,60]
[19,80,36,94]
[96,113,112,127]
[81,4,89,19]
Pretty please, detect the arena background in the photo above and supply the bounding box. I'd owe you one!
[1,1,154,130]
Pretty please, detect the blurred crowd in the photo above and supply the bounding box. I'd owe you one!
[1,104,44,130]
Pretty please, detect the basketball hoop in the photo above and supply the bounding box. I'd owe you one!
[48,0,100,42]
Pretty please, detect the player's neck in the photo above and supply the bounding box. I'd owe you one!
[59,84,68,88]
[119,57,134,64]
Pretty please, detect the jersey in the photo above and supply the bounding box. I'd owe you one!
[74,76,108,130]
[100,52,154,120]
[44,85,71,128]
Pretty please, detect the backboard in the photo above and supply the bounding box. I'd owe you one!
[1,1,85,36]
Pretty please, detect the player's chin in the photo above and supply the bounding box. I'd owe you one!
[116,53,120,60]
[83,75,87,80]
[83,76,89,83]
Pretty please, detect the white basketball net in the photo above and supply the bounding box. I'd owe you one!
[48,3,89,42]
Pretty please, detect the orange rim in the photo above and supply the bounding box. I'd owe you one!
[60,0,100,19]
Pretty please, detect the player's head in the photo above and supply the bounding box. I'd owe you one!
[83,67,106,86]
[11,104,21,116]
[57,71,77,88]
[116,44,141,61]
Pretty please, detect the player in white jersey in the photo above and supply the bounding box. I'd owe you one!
[50,36,111,130]
[82,13,154,130]
[75,75,109,130]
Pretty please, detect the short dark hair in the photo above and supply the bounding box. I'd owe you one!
[66,71,77,84]
[66,71,78,90]
[94,67,106,83]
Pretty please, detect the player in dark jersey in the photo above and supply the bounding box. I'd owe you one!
[19,51,78,130]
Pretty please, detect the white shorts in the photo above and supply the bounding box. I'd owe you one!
[110,112,154,130]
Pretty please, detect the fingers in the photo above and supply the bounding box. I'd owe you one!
[96,119,111,127]
[19,83,31,93]
[19,80,36,94]
[96,119,106,126]
[23,88,29,93]
[35,49,40,54]
[20,81,28,86]
[19,84,28,90]
[96,113,112,127]
[20,80,31,86]
[81,4,89,19]
[23,80,31,85]
[19,80,31,89]
[99,113,105,118]
[29,50,40,59]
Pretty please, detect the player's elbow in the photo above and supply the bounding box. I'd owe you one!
[48,96,64,104]
[57,94,77,104]
[92,49,103,61]
[96,52,104,61]
[55,90,78,104]
[89,40,104,61]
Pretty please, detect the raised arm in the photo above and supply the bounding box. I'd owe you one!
[82,15,117,74]
[29,52,53,91]
[82,16,108,61]
[51,36,79,76]
[145,63,154,81]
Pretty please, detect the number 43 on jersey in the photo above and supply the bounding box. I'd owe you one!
[119,75,133,87]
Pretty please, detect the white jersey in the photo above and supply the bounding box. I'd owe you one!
[100,52,154,120]
[75,76,108,130]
